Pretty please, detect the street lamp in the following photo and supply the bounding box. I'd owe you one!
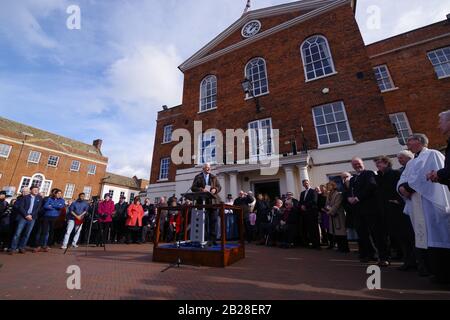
[8,131,34,192]
[300,125,309,153]
[241,78,264,113]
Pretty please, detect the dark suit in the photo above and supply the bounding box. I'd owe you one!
[437,138,450,190]
[349,170,387,260]
[16,194,43,220]
[10,194,43,251]
[299,188,320,248]
[191,172,222,242]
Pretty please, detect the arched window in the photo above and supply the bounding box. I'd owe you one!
[31,174,44,189]
[199,75,217,112]
[245,58,269,97]
[18,173,52,196]
[301,35,336,81]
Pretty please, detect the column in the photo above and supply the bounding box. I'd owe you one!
[229,172,239,199]
[284,166,296,195]
[217,173,226,200]
[297,165,310,193]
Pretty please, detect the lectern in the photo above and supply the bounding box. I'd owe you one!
[181,192,215,247]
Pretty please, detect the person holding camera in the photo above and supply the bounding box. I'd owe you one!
[97,193,115,247]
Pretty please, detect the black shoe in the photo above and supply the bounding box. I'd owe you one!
[378,260,390,267]
[397,263,416,272]
[360,257,370,263]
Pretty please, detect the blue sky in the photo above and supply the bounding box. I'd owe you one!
[0,0,449,179]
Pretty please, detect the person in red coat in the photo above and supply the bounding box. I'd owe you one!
[126,197,144,244]
[97,194,115,247]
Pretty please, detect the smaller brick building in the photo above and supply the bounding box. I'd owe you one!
[100,173,149,203]
[0,116,108,199]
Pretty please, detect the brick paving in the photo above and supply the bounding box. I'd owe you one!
[0,244,449,300]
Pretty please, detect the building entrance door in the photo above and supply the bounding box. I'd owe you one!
[253,181,280,204]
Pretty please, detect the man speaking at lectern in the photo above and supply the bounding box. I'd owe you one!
[191,163,222,245]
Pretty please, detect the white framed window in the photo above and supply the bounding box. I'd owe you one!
[163,125,173,143]
[120,191,125,199]
[64,183,76,199]
[108,190,114,198]
[47,155,59,167]
[248,118,273,160]
[70,160,81,172]
[301,35,336,81]
[374,65,395,92]
[389,112,413,146]
[159,158,170,180]
[0,144,12,158]
[19,177,31,192]
[87,164,97,175]
[199,75,217,112]
[198,131,217,165]
[130,193,136,202]
[27,151,41,164]
[312,101,353,147]
[245,58,269,98]
[83,186,92,199]
[19,174,52,196]
[427,46,450,79]
[41,181,52,196]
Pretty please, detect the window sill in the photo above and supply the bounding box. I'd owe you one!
[161,141,172,145]
[381,87,399,93]
[198,107,217,114]
[305,71,338,83]
[70,170,80,173]
[47,165,58,168]
[245,91,270,101]
[317,140,356,150]
[157,179,169,183]
[437,74,450,80]
[27,161,39,164]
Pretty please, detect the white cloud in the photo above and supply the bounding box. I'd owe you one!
[394,6,425,35]
[106,44,183,112]
[0,0,68,52]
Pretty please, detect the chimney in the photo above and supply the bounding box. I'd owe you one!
[447,13,450,21]
[93,139,103,150]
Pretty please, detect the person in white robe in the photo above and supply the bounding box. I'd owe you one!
[398,133,450,284]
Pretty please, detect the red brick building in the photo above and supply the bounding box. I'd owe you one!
[0,117,108,199]
[148,0,450,201]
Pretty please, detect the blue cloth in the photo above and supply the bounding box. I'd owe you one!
[27,196,36,215]
[67,200,89,220]
[10,216,36,251]
[43,197,66,218]
[203,173,210,186]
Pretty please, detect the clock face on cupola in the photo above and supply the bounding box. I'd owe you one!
[241,20,261,38]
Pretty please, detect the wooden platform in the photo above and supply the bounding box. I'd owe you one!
[152,203,245,268]
[152,242,245,268]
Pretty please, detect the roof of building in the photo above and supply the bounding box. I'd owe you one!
[102,172,149,190]
[178,0,352,72]
[0,116,107,161]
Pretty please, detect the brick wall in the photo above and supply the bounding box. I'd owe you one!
[0,139,107,198]
[367,20,450,149]
[150,4,396,184]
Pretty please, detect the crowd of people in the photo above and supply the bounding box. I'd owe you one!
[1,113,450,285]
[0,190,159,254]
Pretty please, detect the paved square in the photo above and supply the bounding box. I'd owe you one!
[0,244,449,300]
